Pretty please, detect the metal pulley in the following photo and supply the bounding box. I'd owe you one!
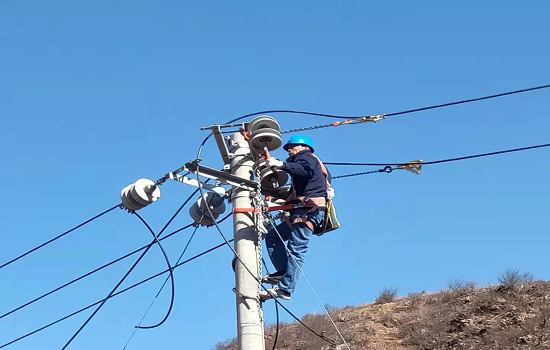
[189,192,226,226]
[247,115,282,152]
[254,158,288,190]
[121,178,161,211]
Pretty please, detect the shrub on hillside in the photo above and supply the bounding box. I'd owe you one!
[375,286,398,304]
[498,269,534,287]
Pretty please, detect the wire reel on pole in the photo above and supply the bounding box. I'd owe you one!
[189,192,226,226]
[120,179,161,211]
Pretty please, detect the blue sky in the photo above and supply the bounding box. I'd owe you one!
[1,1,549,349]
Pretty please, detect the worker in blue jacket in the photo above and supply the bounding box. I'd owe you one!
[259,134,331,301]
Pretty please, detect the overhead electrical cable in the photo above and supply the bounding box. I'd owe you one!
[383,84,550,118]
[123,221,202,349]
[131,212,176,330]
[60,189,201,349]
[0,234,233,350]
[267,217,352,350]
[221,84,550,135]
[0,223,194,320]
[0,204,120,270]
[324,142,550,178]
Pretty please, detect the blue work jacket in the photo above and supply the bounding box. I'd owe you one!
[282,150,331,198]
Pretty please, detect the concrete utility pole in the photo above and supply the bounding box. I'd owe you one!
[228,132,265,350]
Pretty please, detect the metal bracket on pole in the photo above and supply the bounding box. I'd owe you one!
[397,159,423,174]
[185,161,259,191]
[168,172,229,197]
[201,123,248,167]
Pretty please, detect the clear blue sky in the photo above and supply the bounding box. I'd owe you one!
[1,1,549,349]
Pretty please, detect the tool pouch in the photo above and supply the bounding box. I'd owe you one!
[314,199,340,236]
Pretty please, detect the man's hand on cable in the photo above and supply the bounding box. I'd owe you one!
[266,157,284,169]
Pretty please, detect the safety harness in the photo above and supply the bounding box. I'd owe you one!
[284,153,336,235]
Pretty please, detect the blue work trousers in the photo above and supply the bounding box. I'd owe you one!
[265,208,325,295]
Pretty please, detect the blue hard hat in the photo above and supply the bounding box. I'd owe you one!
[283,134,315,152]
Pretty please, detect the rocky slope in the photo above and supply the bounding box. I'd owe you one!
[215,281,550,349]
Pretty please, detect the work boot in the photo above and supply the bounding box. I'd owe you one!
[261,271,285,285]
[259,286,291,301]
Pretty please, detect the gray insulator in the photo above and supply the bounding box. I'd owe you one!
[254,158,288,190]
[248,115,281,134]
[249,129,282,152]
[189,192,226,226]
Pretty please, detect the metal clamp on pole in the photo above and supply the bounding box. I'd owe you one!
[396,159,423,174]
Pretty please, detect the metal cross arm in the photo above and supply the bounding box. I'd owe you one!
[168,172,229,196]
[184,161,259,191]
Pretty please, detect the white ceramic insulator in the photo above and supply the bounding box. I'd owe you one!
[120,178,161,211]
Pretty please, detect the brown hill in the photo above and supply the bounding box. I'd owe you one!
[215,279,550,349]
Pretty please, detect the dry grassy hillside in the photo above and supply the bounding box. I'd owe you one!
[215,272,550,350]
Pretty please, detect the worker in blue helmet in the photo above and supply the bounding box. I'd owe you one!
[259,134,332,301]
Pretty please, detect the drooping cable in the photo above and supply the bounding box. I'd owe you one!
[0,223,194,320]
[0,233,233,350]
[60,190,200,349]
[0,204,120,270]
[266,217,351,350]
[131,212,175,330]
[122,222,202,349]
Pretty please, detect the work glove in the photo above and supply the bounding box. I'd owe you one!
[266,157,284,169]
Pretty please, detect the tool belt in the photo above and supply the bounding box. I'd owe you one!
[284,196,326,231]
[283,196,339,236]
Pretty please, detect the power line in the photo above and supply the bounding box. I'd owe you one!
[266,217,351,350]
[0,204,120,270]
[60,190,200,349]
[0,223,194,320]
[0,237,233,349]
[132,212,175,330]
[123,223,201,349]
[279,84,550,134]
[384,84,550,118]
[325,142,550,167]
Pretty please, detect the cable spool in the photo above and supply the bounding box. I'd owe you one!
[254,158,288,190]
[248,115,282,152]
[189,192,226,226]
[120,179,161,211]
